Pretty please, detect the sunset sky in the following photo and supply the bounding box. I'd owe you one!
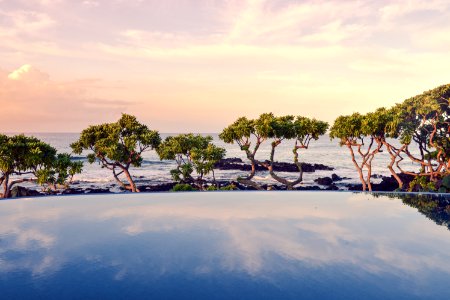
[1,0,450,132]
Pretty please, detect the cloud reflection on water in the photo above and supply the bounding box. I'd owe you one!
[0,192,449,282]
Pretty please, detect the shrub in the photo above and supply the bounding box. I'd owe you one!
[171,183,197,192]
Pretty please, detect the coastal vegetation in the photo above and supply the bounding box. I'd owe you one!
[331,84,450,192]
[157,134,226,190]
[0,134,82,198]
[220,113,328,190]
[70,114,161,193]
[0,84,448,197]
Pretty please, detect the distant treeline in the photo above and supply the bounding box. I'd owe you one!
[1,84,449,198]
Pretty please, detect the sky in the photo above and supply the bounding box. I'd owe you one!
[0,0,450,133]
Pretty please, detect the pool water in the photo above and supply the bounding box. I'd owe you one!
[1,192,449,299]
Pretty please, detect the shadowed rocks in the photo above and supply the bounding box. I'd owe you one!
[215,158,333,173]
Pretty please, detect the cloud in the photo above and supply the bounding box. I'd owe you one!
[0,65,136,132]
[7,64,49,80]
[1,0,450,132]
[2,192,450,279]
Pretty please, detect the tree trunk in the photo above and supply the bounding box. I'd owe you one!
[3,177,37,198]
[384,142,404,189]
[123,168,139,192]
[266,142,303,190]
[347,144,367,191]
[1,174,8,198]
[113,167,139,192]
[238,153,263,190]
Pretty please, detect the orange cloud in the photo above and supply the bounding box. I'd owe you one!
[0,65,135,132]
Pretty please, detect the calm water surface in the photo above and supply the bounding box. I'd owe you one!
[1,192,449,299]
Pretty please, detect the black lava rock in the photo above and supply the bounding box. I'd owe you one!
[315,177,334,186]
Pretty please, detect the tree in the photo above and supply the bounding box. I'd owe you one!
[71,114,160,192]
[331,84,450,192]
[156,134,226,190]
[0,134,82,198]
[390,84,450,183]
[330,113,373,191]
[260,115,329,190]
[361,108,395,190]
[35,153,83,191]
[221,113,328,190]
[219,115,271,190]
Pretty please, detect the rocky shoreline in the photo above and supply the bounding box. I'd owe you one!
[214,158,334,172]
[5,158,415,198]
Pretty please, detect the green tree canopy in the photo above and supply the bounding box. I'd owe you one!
[71,114,160,192]
[331,83,450,192]
[330,112,387,191]
[157,134,225,190]
[329,113,364,146]
[266,115,328,189]
[221,113,328,190]
[0,134,82,198]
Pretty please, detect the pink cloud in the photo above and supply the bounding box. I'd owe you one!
[0,65,135,132]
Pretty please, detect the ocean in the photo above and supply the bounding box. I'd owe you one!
[10,133,420,191]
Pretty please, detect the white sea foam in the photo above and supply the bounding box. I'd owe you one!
[24,133,420,189]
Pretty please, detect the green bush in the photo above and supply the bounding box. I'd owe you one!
[408,176,437,192]
[442,176,450,189]
[438,187,448,193]
[220,184,237,191]
[171,183,197,192]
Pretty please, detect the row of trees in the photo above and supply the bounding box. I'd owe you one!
[330,84,450,192]
[70,114,226,192]
[69,113,327,192]
[1,84,448,197]
[219,113,328,190]
[1,113,327,197]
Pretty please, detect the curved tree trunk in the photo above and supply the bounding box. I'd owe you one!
[363,139,383,192]
[1,174,9,198]
[265,141,303,190]
[383,142,404,189]
[123,168,139,192]
[238,152,264,190]
[113,167,139,192]
[347,144,367,191]
[3,177,37,198]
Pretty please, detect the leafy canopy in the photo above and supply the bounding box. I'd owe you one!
[0,134,82,194]
[71,114,161,168]
[0,134,56,174]
[157,134,225,183]
[330,113,365,145]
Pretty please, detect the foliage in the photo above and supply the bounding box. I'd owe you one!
[386,193,450,230]
[219,117,254,149]
[408,176,437,192]
[157,134,226,190]
[36,153,83,190]
[205,184,237,191]
[442,176,450,189]
[171,183,197,192]
[220,184,237,190]
[330,112,387,191]
[220,113,328,190]
[71,114,160,192]
[0,134,82,198]
[329,113,364,145]
[331,83,450,192]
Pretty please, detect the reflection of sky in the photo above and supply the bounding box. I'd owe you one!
[1,192,450,299]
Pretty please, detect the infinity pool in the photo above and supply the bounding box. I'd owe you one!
[1,192,449,299]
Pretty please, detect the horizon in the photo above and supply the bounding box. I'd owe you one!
[1,0,450,132]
